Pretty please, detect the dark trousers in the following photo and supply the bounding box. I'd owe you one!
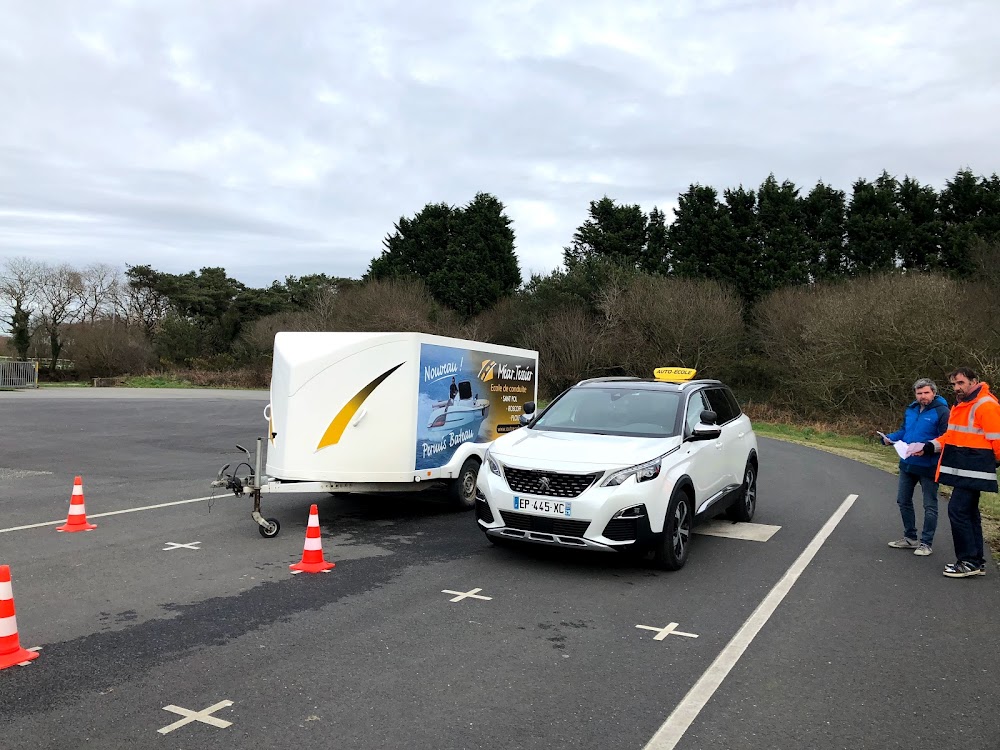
[948,486,984,567]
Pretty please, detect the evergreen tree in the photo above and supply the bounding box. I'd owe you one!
[719,185,760,305]
[801,181,847,280]
[845,172,901,274]
[563,197,649,270]
[756,175,810,297]
[10,302,31,359]
[643,206,669,274]
[939,168,1000,274]
[366,192,521,317]
[896,176,942,271]
[666,184,726,280]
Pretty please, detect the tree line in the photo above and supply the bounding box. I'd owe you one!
[2,166,999,424]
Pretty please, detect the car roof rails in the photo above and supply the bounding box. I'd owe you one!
[575,376,643,386]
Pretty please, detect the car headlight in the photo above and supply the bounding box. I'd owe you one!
[601,448,678,487]
[485,448,501,476]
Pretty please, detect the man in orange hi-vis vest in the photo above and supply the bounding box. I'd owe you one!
[918,367,1000,578]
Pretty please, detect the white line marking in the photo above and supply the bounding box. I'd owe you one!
[157,699,233,734]
[643,493,859,750]
[163,542,201,551]
[0,495,219,534]
[441,587,492,602]
[693,520,782,543]
[637,623,699,641]
[0,468,53,481]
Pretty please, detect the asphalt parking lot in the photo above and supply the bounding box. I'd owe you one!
[2,389,999,750]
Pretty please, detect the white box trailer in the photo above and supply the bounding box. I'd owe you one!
[213,331,539,537]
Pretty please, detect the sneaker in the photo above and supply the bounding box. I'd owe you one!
[943,561,985,578]
[888,537,919,549]
[914,543,932,556]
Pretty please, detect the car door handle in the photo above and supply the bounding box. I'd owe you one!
[738,432,745,438]
[714,441,723,449]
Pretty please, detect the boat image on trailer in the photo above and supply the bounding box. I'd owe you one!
[427,379,490,432]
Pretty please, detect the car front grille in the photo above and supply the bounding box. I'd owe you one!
[602,518,638,542]
[502,467,601,498]
[498,511,590,538]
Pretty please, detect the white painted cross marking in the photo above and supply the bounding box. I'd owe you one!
[693,520,781,542]
[162,542,201,551]
[636,623,699,641]
[441,587,492,603]
[157,700,233,734]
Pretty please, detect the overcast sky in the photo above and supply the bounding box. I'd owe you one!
[1,0,998,288]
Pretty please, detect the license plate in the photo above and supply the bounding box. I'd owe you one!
[513,497,572,517]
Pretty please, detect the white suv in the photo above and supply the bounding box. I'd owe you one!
[475,374,759,570]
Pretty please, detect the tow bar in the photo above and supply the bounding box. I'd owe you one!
[211,438,281,538]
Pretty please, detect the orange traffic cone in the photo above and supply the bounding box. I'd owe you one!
[0,565,39,670]
[290,504,335,574]
[57,476,96,532]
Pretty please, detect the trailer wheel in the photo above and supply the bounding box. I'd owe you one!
[449,457,481,511]
[258,518,281,538]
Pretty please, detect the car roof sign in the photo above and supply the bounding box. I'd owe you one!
[653,367,697,382]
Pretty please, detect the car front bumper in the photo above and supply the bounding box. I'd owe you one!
[475,469,665,552]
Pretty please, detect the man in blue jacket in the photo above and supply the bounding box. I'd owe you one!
[881,378,950,555]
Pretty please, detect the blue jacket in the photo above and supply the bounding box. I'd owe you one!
[887,395,950,477]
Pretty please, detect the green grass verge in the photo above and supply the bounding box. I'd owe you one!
[38,381,91,388]
[122,374,197,389]
[755,421,1000,559]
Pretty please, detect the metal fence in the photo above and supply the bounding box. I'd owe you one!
[0,361,39,389]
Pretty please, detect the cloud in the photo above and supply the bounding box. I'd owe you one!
[0,0,998,288]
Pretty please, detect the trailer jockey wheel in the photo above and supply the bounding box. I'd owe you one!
[258,518,281,538]
[449,457,481,511]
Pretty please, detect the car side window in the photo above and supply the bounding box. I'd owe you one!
[685,391,708,434]
[704,388,737,425]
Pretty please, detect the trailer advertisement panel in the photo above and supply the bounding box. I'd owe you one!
[415,343,537,470]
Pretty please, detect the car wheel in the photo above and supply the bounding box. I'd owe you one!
[449,457,481,511]
[653,490,692,571]
[727,462,757,522]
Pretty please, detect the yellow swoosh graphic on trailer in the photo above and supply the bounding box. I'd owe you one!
[316,362,405,450]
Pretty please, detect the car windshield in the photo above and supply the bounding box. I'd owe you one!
[532,387,681,438]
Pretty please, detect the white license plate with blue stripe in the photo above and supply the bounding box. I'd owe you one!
[514,497,572,517]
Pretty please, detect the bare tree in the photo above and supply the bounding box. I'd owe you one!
[521,307,610,397]
[62,320,154,378]
[113,266,170,339]
[79,263,120,324]
[599,275,745,380]
[33,262,84,370]
[756,272,996,423]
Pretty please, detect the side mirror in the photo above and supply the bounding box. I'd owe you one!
[523,401,536,415]
[700,409,718,425]
[689,424,722,441]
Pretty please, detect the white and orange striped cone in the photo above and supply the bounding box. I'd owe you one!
[57,476,96,532]
[290,504,335,574]
[0,565,39,670]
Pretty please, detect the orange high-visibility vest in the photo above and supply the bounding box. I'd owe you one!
[931,382,1000,492]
